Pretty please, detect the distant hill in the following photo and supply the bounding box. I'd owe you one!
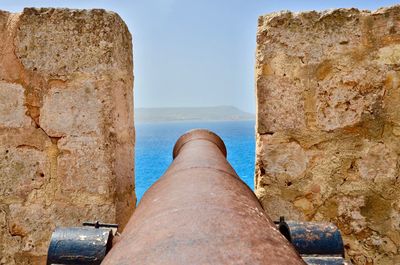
[135,106,254,123]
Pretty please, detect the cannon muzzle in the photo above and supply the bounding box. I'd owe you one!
[102,129,306,265]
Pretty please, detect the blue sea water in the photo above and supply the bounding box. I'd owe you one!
[135,120,255,202]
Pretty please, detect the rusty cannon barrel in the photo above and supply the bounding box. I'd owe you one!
[102,129,306,265]
[47,129,345,265]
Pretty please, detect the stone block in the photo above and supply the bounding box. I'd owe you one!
[0,82,31,128]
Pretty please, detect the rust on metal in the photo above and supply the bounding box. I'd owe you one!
[102,129,306,265]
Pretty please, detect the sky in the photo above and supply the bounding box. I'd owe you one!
[2,1,400,113]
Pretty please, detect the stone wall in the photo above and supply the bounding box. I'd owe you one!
[0,8,135,264]
[255,6,400,265]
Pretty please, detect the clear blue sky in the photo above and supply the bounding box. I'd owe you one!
[2,1,399,113]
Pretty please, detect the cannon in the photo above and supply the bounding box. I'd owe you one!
[47,129,346,265]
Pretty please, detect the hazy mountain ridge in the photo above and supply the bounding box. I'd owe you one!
[135,106,254,122]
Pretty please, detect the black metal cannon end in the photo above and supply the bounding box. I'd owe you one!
[276,217,346,265]
[47,225,114,265]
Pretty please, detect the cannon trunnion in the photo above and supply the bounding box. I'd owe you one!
[47,129,345,265]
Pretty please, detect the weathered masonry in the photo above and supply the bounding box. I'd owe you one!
[0,8,135,264]
[255,6,400,265]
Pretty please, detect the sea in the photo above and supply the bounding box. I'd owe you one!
[135,120,255,202]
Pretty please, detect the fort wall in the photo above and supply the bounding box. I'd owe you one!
[0,8,135,264]
[255,6,400,264]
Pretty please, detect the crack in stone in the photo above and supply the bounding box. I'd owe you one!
[15,144,40,151]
